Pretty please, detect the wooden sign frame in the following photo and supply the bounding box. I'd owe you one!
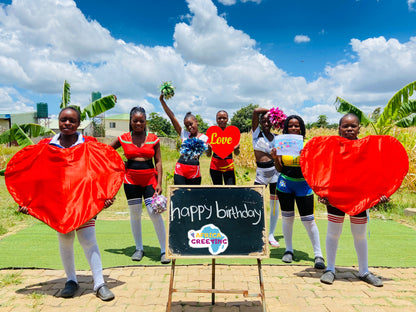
[166,185,269,259]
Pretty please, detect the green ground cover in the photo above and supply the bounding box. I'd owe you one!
[0,217,415,269]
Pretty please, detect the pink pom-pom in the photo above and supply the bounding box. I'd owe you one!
[268,107,287,130]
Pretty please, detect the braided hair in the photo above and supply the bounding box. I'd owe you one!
[282,115,306,138]
[129,106,146,132]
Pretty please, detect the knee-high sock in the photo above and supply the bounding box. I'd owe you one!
[77,225,105,291]
[128,198,143,251]
[144,197,167,254]
[269,196,279,241]
[325,215,344,273]
[301,215,323,258]
[350,216,368,277]
[281,211,295,252]
[58,231,77,283]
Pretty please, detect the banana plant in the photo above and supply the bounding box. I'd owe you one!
[60,80,117,121]
[335,80,416,135]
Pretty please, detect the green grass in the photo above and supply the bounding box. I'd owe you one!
[0,217,415,269]
[1,142,416,270]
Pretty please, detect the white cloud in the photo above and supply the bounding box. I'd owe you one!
[0,0,415,127]
[408,0,416,11]
[294,35,311,43]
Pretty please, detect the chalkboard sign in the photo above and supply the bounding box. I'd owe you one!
[166,185,268,258]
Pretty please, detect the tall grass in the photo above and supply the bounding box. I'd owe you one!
[1,126,415,235]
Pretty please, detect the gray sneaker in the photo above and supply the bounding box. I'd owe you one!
[282,251,293,263]
[160,252,171,264]
[131,249,144,261]
[359,272,383,287]
[320,270,335,285]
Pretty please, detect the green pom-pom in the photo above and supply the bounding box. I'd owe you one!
[160,81,175,100]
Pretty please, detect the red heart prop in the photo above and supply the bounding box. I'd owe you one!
[300,135,408,215]
[206,125,240,159]
[5,141,125,233]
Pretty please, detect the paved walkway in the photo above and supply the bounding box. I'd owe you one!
[1,264,415,312]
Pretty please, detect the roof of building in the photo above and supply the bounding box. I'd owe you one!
[106,113,130,120]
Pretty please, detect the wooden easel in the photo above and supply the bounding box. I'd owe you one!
[166,258,266,312]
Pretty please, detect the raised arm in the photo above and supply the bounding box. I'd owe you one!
[159,93,182,135]
[252,107,270,132]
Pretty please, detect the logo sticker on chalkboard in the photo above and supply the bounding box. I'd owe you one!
[188,224,229,255]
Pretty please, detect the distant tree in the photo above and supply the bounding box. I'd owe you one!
[316,115,329,128]
[231,103,259,132]
[147,112,175,137]
[370,107,381,123]
[195,114,209,133]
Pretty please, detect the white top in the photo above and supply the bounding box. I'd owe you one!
[252,126,275,154]
[49,132,84,148]
[180,129,208,143]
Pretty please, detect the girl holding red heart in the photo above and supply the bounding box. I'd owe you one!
[319,113,387,287]
[271,115,325,269]
[110,106,170,264]
[18,107,115,301]
[252,107,281,249]
[206,110,240,185]
[159,93,208,185]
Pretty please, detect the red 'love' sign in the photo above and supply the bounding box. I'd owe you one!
[206,125,240,159]
[300,135,409,216]
[5,142,125,234]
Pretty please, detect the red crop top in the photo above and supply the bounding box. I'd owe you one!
[118,132,160,159]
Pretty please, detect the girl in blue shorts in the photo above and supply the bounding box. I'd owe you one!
[272,115,325,269]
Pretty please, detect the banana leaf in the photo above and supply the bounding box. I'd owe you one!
[81,94,117,120]
[0,123,55,146]
[376,80,416,128]
[60,80,71,109]
[396,113,416,127]
[335,97,372,126]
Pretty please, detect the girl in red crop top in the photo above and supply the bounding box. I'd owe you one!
[109,107,170,264]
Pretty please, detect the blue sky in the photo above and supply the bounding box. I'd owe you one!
[0,0,415,125]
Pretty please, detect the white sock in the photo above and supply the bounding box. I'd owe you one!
[269,199,279,242]
[301,215,323,258]
[128,198,143,251]
[77,226,104,291]
[58,231,77,283]
[350,217,368,277]
[325,216,344,273]
[281,211,294,252]
[145,197,167,254]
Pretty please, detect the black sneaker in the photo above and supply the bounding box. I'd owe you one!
[314,256,326,270]
[95,284,115,301]
[60,280,79,298]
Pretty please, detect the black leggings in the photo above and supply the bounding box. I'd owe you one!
[277,191,314,216]
[124,184,155,200]
[254,181,277,196]
[210,169,236,185]
[174,174,201,185]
